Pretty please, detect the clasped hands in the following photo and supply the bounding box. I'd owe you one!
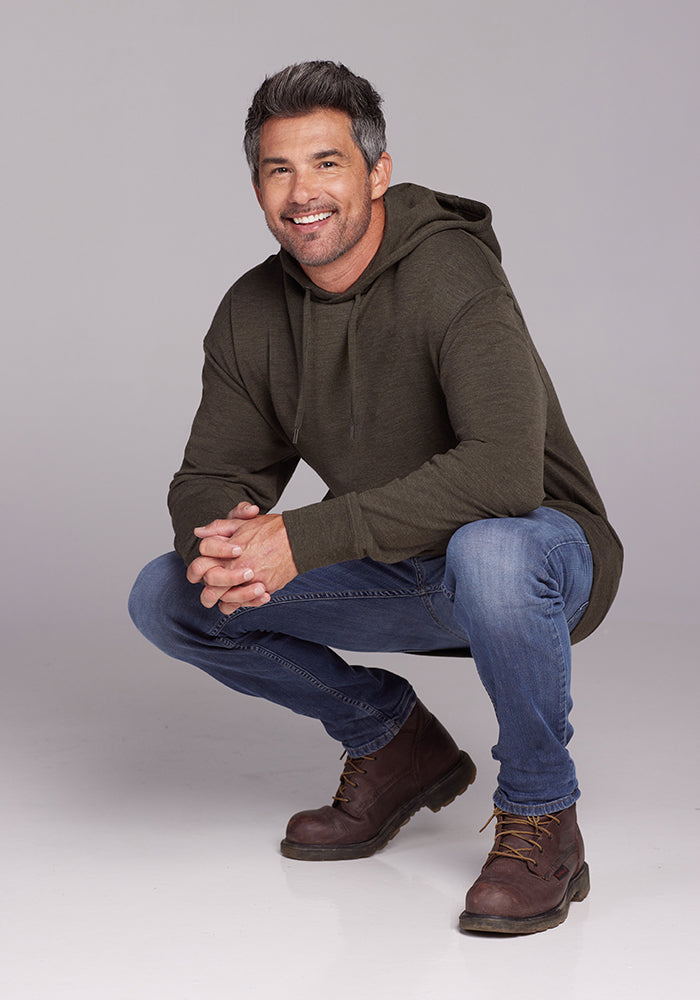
[187,502,298,614]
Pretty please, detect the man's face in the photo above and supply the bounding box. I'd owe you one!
[254,108,386,268]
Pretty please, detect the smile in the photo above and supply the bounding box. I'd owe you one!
[290,211,333,225]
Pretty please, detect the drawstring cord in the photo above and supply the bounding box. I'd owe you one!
[292,288,312,445]
[347,293,362,441]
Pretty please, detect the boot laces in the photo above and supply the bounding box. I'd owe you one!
[480,807,561,867]
[332,751,377,803]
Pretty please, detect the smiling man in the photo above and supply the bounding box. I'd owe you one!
[129,61,622,935]
[254,108,390,277]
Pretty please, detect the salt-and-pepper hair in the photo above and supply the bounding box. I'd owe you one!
[244,61,386,185]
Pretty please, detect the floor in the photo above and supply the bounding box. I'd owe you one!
[3,620,696,1000]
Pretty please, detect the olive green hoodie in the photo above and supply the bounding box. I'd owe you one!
[169,183,622,642]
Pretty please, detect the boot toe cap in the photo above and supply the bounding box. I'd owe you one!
[285,805,346,846]
[465,881,522,918]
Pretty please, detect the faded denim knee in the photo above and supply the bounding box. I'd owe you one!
[444,507,592,634]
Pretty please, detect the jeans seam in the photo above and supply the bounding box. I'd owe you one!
[211,638,402,727]
[421,599,470,643]
[554,606,569,749]
[273,587,424,601]
[540,544,579,750]
[566,600,589,628]
[542,537,588,561]
[543,539,592,631]
[412,559,470,644]
[206,587,427,636]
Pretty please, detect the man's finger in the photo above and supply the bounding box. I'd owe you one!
[188,555,250,585]
[194,518,243,539]
[200,580,268,608]
[201,564,256,589]
[187,554,225,584]
[218,591,271,614]
[197,535,244,558]
[217,601,242,615]
[227,502,259,519]
[218,589,271,615]
[193,504,259,539]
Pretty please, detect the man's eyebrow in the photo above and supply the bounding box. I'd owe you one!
[260,149,350,167]
[312,148,349,161]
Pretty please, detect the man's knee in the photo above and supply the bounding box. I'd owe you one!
[445,514,549,617]
[128,551,187,646]
[445,508,589,618]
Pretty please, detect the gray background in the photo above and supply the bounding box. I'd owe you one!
[2,2,697,997]
[3,0,696,641]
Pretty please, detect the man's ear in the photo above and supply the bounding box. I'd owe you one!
[370,152,393,201]
[252,179,263,210]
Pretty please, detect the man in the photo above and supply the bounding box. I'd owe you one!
[129,61,622,935]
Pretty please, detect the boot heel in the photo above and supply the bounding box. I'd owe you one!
[425,751,477,813]
[570,862,590,902]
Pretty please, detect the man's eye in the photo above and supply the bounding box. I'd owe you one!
[320,161,337,168]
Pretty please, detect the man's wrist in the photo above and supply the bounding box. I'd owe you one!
[282,496,358,574]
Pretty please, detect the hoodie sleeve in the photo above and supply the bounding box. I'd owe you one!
[282,287,548,571]
[168,292,299,566]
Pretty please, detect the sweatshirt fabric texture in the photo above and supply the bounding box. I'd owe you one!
[168,183,622,644]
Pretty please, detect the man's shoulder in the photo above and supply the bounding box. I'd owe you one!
[227,253,285,305]
[205,253,288,349]
[396,225,506,303]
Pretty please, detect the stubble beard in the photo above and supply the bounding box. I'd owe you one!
[268,186,373,267]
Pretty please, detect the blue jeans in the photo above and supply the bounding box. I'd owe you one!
[128,507,592,816]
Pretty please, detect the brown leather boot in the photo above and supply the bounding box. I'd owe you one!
[459,804,590,934]
[280,700,476,860]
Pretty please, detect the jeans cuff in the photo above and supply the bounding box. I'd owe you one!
[343,689,417,757]
[493,786,581,817]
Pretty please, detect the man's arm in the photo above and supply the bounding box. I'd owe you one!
[167,288,302,612]
[168,289,300,567]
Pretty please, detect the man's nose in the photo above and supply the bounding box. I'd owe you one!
[289,169,319,205]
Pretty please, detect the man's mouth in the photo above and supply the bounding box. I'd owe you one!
[289,211,334,225]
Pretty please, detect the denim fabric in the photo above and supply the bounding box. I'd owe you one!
[129,507,592,816]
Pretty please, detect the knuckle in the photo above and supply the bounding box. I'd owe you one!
[187,561,202,581]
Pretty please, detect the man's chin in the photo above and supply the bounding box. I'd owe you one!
[271,218,372,268]
[279,235,344,268]
[290,247,344,267]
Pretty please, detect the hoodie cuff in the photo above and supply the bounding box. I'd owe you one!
[283,496,362,574]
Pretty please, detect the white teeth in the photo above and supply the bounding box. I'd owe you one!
[291,212,332,225]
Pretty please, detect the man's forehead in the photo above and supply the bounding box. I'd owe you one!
[259,108,356,155]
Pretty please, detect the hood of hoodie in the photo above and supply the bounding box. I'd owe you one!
[278,183,502,443]
[279,182,501,301]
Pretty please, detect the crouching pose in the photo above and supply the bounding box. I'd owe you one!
[130,61,622,935]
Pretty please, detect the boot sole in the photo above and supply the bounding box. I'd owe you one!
[458,861,590,935]
[280,750,477,861]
